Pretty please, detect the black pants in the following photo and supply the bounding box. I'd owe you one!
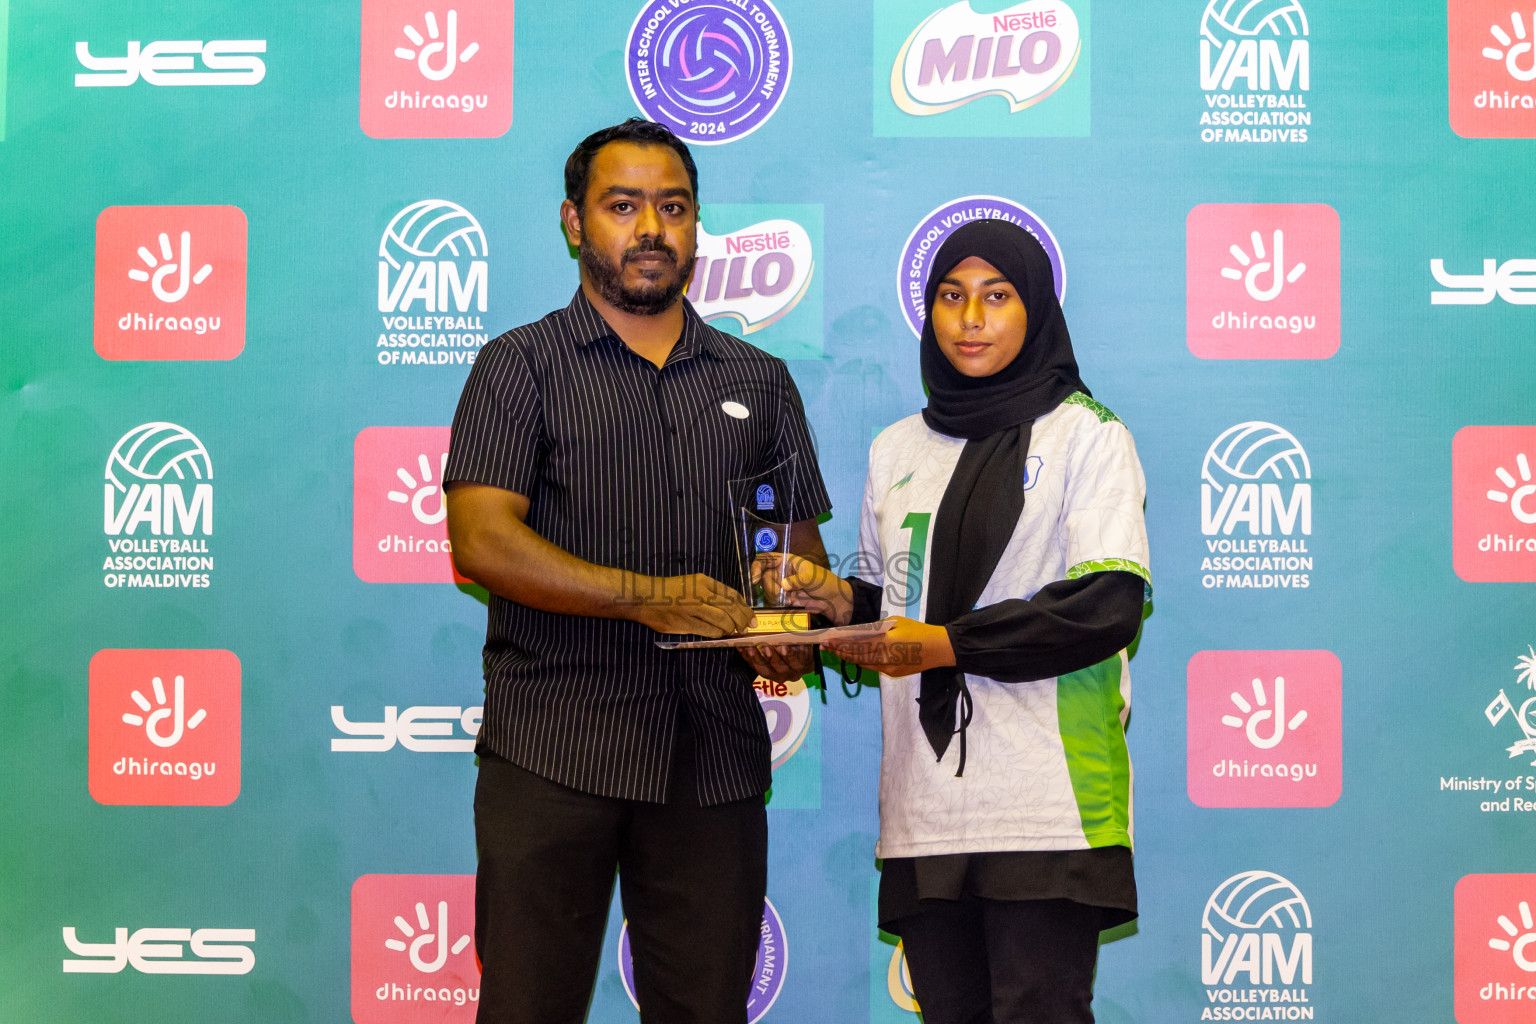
[472,720,767,1024]
[896,896,1103,1024]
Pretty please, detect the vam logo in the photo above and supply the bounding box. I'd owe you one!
[897,196,1064,337]
[1431,258,1536,305]
[1199,421,1314,590]
[94,206,247,361]
[1186,203,1339,359]
[331,704,482,752]
[75,39,266,87]
[685,205,822,358]
[625,0,792,145]
[1187,650,1341,808]
[360,1,514,138]
[1201,870,1313,1015]
[102,422,215,589]
[351,875,479,1022]
[618,899,786,1023]
[1451,3,1536,137]
[1453,426,1536,581]
[1198,0,1311,144]
[89,649,241,806]
[354,427,468,583]
[1456,875,1536,1022]
[63,925,255,974]
[375,200,489,366]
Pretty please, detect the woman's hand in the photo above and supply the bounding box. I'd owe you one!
[754,553,855,626]
[825,617,955,678]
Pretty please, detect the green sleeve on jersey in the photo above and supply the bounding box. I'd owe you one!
[1061,391,1121,424]
[1057,653,1133,850]
[1066,558,1152,601]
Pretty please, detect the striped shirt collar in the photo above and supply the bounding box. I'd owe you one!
[563,287,722,360]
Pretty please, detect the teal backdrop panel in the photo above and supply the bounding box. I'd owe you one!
[3,1,1536,1022]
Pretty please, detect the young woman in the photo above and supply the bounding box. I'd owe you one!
[767,219,1149,1023]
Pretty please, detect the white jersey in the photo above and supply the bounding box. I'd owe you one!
[861,393,1151,858]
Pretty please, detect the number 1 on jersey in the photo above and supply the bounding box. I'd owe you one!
[899,511,930,619]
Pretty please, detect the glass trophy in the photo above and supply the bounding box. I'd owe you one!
[727,454,810,636]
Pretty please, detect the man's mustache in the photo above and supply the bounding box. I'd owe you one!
[623,238,679,265]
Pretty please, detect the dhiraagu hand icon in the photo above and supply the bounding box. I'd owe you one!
[122,674,208,748]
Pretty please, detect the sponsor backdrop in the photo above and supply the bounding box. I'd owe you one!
[3,1,1535,1021]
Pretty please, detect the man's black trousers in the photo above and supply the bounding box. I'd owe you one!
[472,716,768,1024]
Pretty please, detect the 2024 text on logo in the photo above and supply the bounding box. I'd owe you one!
[361,1,514,138]
[1187,204,1338,359]
[88,649,240,806]
[1188,650,1341,809]
[94,206,247,360]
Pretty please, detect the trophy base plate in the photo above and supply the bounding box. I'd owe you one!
[742,609,810,636]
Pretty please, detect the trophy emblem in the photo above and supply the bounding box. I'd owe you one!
[728,455,811,636]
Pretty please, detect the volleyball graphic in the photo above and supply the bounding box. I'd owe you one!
[1202,870,1312,942]
[1200,0,1309,44]
[105,422,212,492]
[379,199,487,270]
[1201,422,1311,490]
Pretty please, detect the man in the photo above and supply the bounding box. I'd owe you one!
[443,118,830,1024]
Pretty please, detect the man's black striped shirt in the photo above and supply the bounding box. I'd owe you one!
[445,289,831,805]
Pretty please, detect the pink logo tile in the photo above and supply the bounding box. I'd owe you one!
[88,649,241,806]
[360,1,515,138]
[1456,874,1536,1023]
[1186,203,1340,360]
[93,206,247,361]
[354,427,466,584]
[1187,650,1341,808]
[1454,426,1536,582]
[1450,2,1536,138]
[352,874,480,1023]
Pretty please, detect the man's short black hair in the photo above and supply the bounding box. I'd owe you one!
[564,118,699,215]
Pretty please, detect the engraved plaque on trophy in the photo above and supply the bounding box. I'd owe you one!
[727,455,810,636]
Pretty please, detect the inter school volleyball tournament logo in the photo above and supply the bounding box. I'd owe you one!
[352,875,479,1023]
[618,899,786,1022]
[1185,203,1339,360]
[87,649,241,806]
[93,206,247,360]
[354,427,467,583]
[374,199,490,366]
[625,0,791,145]
[755,676,812,769]
[1456,874,1536,1023]
[1200,422,1313,591]
[1187,650,1340,808]
[887,1,1083,119]
[103,422,215,589]
[1454,426,1536,582]
[360,1,514,138]
[1451,2,1536,137]
[896,196,1064,337]
[1198,0,1312,144]
[1201,871,1314,1016]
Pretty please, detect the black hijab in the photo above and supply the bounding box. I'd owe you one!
[916,219,1088,776]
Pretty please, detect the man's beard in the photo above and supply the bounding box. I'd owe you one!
[580,236,696,316]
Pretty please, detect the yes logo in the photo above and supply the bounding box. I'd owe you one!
[352,875,479,1022]
[1451,3,1536,137]
[1453,426,1536,581]
[361,1,514,138]
[75,40,266,87]
[1186,204,1339,359]
[88,649,240,806]
[1187,650,1341,808]
[94,206,247,360]
[63,925,255,974]
[354,427,467,583]
[1431,258,1536,305]
[1455,875,1536,1022]
[331,705,482,752]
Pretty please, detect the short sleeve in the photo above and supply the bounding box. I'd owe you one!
[1062,418,1151,593]
[769,365,832,522]
[444,338,543,496]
